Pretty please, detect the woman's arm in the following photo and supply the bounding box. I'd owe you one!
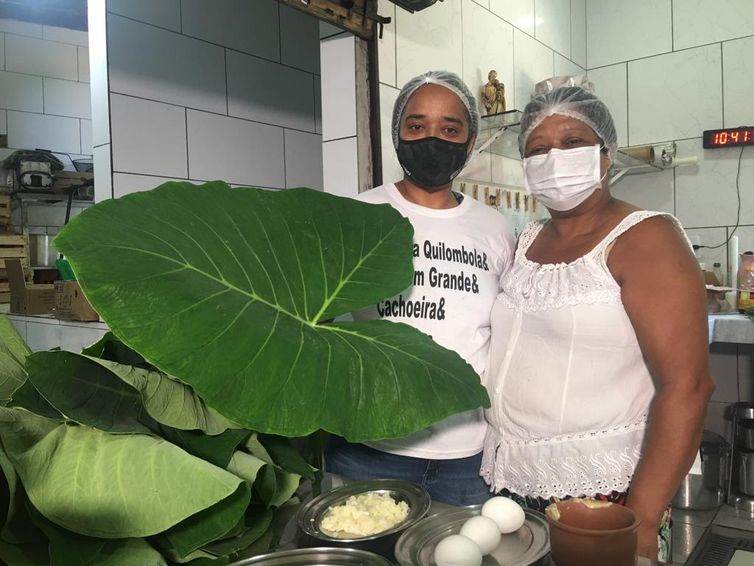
[609,215,715,559]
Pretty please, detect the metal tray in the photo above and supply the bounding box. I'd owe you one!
[394,504,550,566]
[230,546,394,565]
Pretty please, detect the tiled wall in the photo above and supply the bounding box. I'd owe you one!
[0,18,92,235]
[583,0,754,438]
[98,0,323,199]
[375,0,587,184]
[585,0,754,278]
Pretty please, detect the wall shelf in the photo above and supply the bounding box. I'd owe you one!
[473,109,523,160]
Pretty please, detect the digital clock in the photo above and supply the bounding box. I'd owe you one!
[703,127,754,148]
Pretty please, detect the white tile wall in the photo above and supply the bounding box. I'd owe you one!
[319,21,343,40]
[675,138,754,228]
[113,173,186,198]
[0,19,42,38]
[628,44,722,146]
[322,137,359,197]
[586,0,672,69]
[723,36,754,129]
[186,110,285,188]
[89,0,110,147]
[44,78,91,119]
[42,25,88,46]
[491,155,524,187]
[0,34,5,71]
[314,75,322,135]
[462,0,514,116]
[8,111,80,154]
[78,46,90,82]
[284,130,323,190]
[226,50,315,133]
[181,0,280,62]
[472,0,490,8]
[490,0,535,35]
[6,34,78,81]
[674,0,754,51]
[24,318,107,353]
[110,94,187,178]
[513,29,554,111]
[280,4,320,74]
[378,0,397,88]
[587,63,627,148]
[459,151,492,184]
[0,71,43,113]
[610,168,675,215]
[686,227,729,278]
[321,34,357,141]
[570,0,586,68]
[395,0,463,86]
[107,0,181,32]
[0,111,7,134]
[81,119,92,154]
[107,14,227,114]
[553,53,584,80]
[535,0,570,57]
[93,143,112,202]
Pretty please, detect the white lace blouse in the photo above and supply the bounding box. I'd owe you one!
[481,211,683,499]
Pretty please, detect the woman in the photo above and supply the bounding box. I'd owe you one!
[481,80,714,561]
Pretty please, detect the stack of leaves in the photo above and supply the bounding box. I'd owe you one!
[0,322,311,565]
[0,182,490,564]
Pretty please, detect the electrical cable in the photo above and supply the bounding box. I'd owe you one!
[694,144,746,250]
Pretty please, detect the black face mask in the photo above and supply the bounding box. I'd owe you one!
[397,136,469,191]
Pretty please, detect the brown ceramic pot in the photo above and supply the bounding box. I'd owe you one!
[545,499,640,566]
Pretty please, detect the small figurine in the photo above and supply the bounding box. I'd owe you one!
[481,70,506,115]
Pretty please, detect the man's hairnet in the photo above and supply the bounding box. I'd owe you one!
[391,70,479,150]
[518,76,618,160]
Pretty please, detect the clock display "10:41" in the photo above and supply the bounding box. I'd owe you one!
[703,127,754,148]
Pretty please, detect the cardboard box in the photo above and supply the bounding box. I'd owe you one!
[6,258,55,314]
[54,280,99,322]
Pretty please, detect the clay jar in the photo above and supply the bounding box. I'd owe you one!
[545,498,640,566]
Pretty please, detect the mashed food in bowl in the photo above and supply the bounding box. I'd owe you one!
[320,492,410,538]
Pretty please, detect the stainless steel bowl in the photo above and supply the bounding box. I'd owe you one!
[229,547,393,565]
[295,479,431,561]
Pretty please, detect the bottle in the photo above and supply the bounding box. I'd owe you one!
[737,252,754,313]
[713,262,725,286]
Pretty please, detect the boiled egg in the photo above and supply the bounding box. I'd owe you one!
[459,515,501,555]
[433,533,483,566]
[481,496,526,534]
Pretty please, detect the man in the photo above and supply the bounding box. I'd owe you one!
[325,71,515,506]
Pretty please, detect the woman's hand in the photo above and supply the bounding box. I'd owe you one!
[636,522,659,560]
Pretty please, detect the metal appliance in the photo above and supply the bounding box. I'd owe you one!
[673,430,730,510]
[727,402,754,513]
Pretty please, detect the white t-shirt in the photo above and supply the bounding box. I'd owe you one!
[353,183,515,459]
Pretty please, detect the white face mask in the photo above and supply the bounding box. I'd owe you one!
[522,145,605,211]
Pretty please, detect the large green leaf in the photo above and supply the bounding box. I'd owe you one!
[0,407,246,538]
[160,482,250,558]
[26,351,152,434]
[34,511,167,566]
[54,181,488,441]
[0,317,30,405]
[88,357,239,435]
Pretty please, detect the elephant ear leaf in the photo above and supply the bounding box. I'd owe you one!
[54,181,489,442]
[0,316,29,405]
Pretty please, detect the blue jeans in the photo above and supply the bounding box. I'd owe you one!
[325,436,492,506]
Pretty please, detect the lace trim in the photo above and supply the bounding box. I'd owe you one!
[481,422,647,498]
[501,212,680,312]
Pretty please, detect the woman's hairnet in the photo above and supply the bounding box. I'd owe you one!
[518,76,618,160]
[391,70,479,150]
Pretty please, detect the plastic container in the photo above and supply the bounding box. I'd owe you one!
[713,262,725,286]
[545,499,640,566]
[737,252,754,313]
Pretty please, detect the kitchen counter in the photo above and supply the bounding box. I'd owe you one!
[709,313,754,344]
